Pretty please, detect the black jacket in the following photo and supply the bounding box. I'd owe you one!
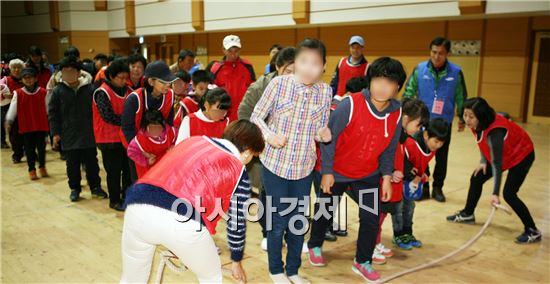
[48,78,96,150]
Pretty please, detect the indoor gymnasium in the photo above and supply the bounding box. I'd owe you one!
[1,1,549,283]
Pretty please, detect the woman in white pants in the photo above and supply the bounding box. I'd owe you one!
[120,120,265,283]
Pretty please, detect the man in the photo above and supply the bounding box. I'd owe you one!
[402,36,467,202]
[209,35,255,122]
[169,49,198,75]
[330,35,369,98]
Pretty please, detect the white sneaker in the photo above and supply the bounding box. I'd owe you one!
[270,273,291,284]
[371,249,387,265]
[288,274,311,284]
[302,242,308,254]
[375,243,394,257]
[261,238,268,251]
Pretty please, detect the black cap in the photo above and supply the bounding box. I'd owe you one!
[144,60,177,83]
[21,67,37,77]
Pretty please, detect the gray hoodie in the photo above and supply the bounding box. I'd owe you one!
[321,88,402,182]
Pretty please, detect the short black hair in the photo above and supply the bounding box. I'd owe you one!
[178,49,195,61]
[106,58,130,79]
[141,109,165,129]
[64,46,80,58]
[201,87,231,111]
[426,118,450,142]
[463,97,496,131]
[28,45,42,56]
[430,37,451,53]
[345,76,368,93]
[275,47,296,68]
[402,97,430,127]
[366,56,407,91]
[128,53,147,68]
[191,70,212,85]
[58,55,82,71]
[269,44,283,52]
[296,38,326,64]
[175,70,191,84]
[94,53,108,62]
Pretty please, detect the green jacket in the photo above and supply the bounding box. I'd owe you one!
[403,60,467,122]
[238,71,277,121]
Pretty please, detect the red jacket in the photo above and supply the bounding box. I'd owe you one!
[211,58,255,121]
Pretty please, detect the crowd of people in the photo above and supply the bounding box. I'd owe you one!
[0,35,542,284]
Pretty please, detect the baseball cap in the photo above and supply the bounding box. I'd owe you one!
[223,35,242,50]
[349,35,365,47]
[21,67,37,77]
[144,60,177,83]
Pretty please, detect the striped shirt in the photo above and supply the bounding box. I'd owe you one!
[250,74,332,180]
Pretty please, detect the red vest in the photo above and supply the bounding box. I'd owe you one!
[92,83,131,143]
[6,76,23,93]
[15,87,49,134]
[336,57,368,96]
[173,97,200,128]
[134,126,176,178]
[126,76,145,91]
[188,112,229,138]
[212,58,255,122]
[389,141,405,203]
[120,88,174,147]
[472,115,534,170]
[404,137,435,183]
[137,136,244,235]
[333,92,402,179]
[36,69,51,89]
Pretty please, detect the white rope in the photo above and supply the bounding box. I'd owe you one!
[374,203,512,283]
[154,250,188,284]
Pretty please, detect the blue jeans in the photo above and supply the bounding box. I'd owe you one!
[262,166,313,276]
[391,198,416,236]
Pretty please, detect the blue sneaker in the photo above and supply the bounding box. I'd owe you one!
[392,235,412,250]
[404,234,422,248]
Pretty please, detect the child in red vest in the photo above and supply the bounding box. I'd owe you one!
[175,87,230,144]
[373,97,429,264]
[447,97,541,244]
[308,57,405,282]
[127,109,176,178]
[4,67,49,180]
[392,118,449,250]
[173,70,214,128]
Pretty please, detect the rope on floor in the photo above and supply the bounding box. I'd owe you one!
[375,203,512,283]
[154,250,234,283]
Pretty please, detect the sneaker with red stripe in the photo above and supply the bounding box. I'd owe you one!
[352,259,380,282]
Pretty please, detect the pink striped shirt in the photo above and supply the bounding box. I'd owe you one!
[250,74,332,180]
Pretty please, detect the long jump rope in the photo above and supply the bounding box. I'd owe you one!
[154,203,512,284]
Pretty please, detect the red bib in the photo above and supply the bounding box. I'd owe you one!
[15,87,49,134]
[473,115,534,170]
[335,57,368,97]
[404,137,435,182]
[173,97,200,128]
[134,126,176,178]
[188,112,229,138]
[389,141,405,203]
[137,136,244,235]
[93,83,131,143]
[333,92,401,179]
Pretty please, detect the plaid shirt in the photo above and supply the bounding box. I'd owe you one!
[251,75,332,180]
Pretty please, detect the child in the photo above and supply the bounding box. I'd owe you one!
[172,70,191,104]
[372,97,429,264]
[175,87,230,144]
[308,57,405,282]
[4,67,49,180]
[173,70,213,128]
[250,38,332,284]
[447,97,541,244]
[127,109,176,178]
[392,118,449,251]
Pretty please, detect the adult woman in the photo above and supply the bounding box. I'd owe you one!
[120,120,265,283]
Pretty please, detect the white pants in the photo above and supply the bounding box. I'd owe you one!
[121,204,222,283]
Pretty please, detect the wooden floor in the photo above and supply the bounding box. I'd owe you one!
[1,122,549,283]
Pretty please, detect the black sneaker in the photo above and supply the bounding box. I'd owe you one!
[334,229,348,237]
[446,211,475,224]
[109,202,126,212]
[419,182,430,200]
[70,190,81,202]
[515,228,542,244]
[324,229,338,242]
[91,187,108,199]
[432,186,446,202]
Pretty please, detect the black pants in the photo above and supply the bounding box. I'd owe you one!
[1,104,8,145]
[463,151,536,230]
[65,147,102,192]
[128,159,138,184]
[99,143,130,205]
[23,131,47,172]
[308,174,380,263]
[426,123,452,189]
[9,119,24,161]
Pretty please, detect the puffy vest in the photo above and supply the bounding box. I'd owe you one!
[417,60,461,123]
